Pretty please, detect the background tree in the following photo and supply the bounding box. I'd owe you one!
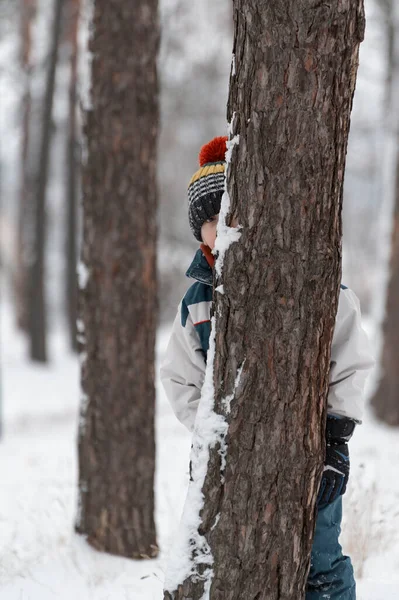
[165,1,365,598]
[372,147,399,425]
[65,0,80,352]
[14,0,37,332]
[371,0,399,425]
[378,0,395,106]
[76,0,159,558]
[28,0,64,362]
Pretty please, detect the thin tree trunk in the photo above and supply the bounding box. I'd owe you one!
[29,0,64,362]
[371,133,399,425]
[164,2,365,598]
[370,0,397,328]
[65,0,80,352]
[76,0,159,558]
[371,0,399,426]
[378,0,395,111]
[15,0,37,331]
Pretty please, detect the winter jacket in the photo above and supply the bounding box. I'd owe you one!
[160,248,375,432]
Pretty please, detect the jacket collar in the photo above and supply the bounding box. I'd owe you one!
[186,245,214,286]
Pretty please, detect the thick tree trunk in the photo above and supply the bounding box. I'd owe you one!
[15,0,37,331]
[76,0,159,558]
[29,0,64,362]
[65,0,80,352]
[164,2,364,599]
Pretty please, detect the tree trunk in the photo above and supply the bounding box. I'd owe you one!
[65,0,80,352]
[15,0,37,331]
[76,0,159,558]
[164,2,364,599]
[377,0,394,111]
[29,0,64,362]
[370,0,398,329]
[372,146,399,425]
[371,1,399,425]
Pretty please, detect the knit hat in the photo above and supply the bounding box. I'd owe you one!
[188,136,227,241]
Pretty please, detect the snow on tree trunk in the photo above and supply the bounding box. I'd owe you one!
[164,1,365,599]
[76,0,159,558]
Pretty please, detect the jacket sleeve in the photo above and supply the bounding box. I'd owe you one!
[160,302,206,432]
[327,288,375,422]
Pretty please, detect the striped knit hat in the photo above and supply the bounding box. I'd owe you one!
[188,136,227,241]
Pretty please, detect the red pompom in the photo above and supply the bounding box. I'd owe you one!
[199,136,228,167]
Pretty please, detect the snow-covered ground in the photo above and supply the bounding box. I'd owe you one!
[1,298,399,599]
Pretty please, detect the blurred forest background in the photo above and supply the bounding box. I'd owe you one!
[0,0,394,357]
[1,1,399,597]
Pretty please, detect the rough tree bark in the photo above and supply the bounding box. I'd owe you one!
[29,0,64,362]
[371,1,399,425]
[76,0,159,558]
[165,1,365,599]
[65,0,80,352]
[15,0,37,331]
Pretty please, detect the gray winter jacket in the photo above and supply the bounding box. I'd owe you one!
[160,249,375,432]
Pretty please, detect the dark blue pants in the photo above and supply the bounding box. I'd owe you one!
[306,498,356,600]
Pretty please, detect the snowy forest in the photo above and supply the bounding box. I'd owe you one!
[0,0,399,598]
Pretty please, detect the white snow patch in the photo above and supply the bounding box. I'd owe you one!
[164,317,228,597]
[210,513,220,532]
[78,0,94,113]
[78,389,89,431]
[235,362,244,388]
[221,362,244,415]
[228,111,236,136]
[231,54,236,76]
[221,392,234,415]
[76,319,86,346]
[77,260,90,289]
[225,134,240,165]
[214,133,241,277]
[215,285,224,295]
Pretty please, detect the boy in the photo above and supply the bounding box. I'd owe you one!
[160,136,375,599]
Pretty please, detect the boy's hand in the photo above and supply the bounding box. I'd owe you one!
[317,442,349,506]
[317,415,356,507]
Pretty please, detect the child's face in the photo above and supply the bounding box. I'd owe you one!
[201,214,219,249]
